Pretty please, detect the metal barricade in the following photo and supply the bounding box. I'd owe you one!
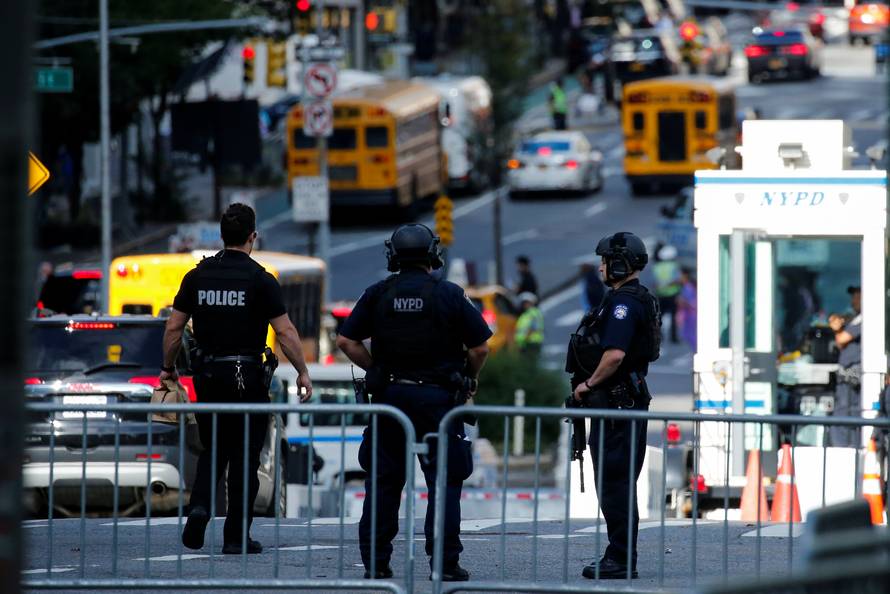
[429,405,890,594]
[21,401,419,594]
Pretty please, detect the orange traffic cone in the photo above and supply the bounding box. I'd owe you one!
[863,437,886,525]
[770,443,801,523]
[740,449,770,521]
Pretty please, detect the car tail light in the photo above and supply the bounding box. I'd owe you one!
[537,146,552,156]
[564,159,579,170]
[136,453,164,461]
[129,376,161,388]
[25,377,43,385]
[481,308,496,327]
[691,474,708,493]
[781,43,808,56]
[116,264,128,278]
[331,306,353,318]
[67,321,116,331]
[745,45,768,58]
[507,159,523,170]
[72,270,102,280]
[666,423,681,444]
[773,30,786,37]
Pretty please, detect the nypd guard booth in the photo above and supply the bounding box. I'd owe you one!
[693,120,887,518]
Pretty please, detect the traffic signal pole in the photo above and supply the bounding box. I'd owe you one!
[0,1,32,591]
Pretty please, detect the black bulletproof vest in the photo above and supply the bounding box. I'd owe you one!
[191,251,266,354]
[371,274,452,378]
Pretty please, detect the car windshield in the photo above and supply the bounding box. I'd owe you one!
[754,31,805,44]
[520,140,571,154]
[28,323,164,373]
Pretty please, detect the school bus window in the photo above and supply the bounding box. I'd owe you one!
[695,111,708,130]
[329,128,357,149]
[334,106,361,119]
[632,112,645,131]
[293,129,314,149]
[718,95,735,130]
[366,126,389,148]
[122,304,152,315]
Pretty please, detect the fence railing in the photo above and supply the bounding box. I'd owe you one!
[430,406,890,594]
[21,401,420,594]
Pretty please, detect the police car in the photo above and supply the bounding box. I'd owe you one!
[22,315,287,517]
[506,131,604,197]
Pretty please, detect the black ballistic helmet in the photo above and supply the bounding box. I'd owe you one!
[595,232,648,281]
[385,223,444,272]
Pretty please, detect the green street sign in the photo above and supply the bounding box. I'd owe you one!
[34,67,73,93]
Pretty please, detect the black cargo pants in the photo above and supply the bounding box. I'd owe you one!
[358,384,472,571]
[190,361,269,545]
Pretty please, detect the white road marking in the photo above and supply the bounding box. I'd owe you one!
[261,517,362,526]
[274,544,340,552]
[741,524,804,538]
[461,518,541,532]
[21,567,76,574]
[584,203,608,218]
[576,519,716,533]
[540,284,582,314]
[532,533,587,539]
[102,517,198,527]
[543,344,565,355]
[850,108,875,122]
[135,554,209,562]
[555,309,585,328]
[501,228,540,246]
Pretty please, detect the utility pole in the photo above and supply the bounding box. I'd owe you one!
[317,0,331,304]
[99,0,111,312]
[0,1,32,591]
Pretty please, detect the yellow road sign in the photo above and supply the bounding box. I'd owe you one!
[28,152,50,196]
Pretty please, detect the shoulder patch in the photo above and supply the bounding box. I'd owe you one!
[613,304,629,320]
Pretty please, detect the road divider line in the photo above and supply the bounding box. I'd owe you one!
[540,284,581,313]
[555,308,584,327]
[274,544,340,552]
[135,554,210,562]
[584,203,608,218]
[501,228,540,246]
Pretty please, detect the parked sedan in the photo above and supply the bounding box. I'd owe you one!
[507,132,604,197]
[745,27,822,83]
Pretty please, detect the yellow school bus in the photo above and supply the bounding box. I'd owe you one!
[622,76,738,195]
[108,251,325,362]
[286,80,444,210]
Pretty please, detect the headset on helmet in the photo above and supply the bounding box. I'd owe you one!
[595,232,648,281]
[384,223,444,272]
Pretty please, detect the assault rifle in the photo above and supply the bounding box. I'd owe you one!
[564,395,586,493]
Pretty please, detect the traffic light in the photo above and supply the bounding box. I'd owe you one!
[242,43,256,84]
[679,20,700,42]
[267,40,287,88]
[296,0,311,11]
[434,195,454,247]
[365,11,380,31]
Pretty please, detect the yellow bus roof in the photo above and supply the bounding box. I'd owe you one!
[623,75,737,96]
[335,80,440,119]
[112,250,325,276]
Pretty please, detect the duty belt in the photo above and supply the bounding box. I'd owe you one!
[392,378,447,389]
[203,354,263,365]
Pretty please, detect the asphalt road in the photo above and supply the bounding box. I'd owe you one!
[23,516,811,593]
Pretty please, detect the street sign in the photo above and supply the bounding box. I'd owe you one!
[303,100,333,137]
[34,66,73,93]
[28,152,50,196]
[292,176,329,223]
[303,62,338,99]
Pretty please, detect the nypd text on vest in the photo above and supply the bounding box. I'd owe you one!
[198,289,246,306]
[393,297,424,312]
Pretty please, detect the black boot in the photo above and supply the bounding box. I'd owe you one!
[430,562,470,582]
[364,562,393,579]
[222,539,263,554]
[181,506,209,550]
[582,557,638,579]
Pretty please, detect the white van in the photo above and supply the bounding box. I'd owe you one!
[420,75,495,192]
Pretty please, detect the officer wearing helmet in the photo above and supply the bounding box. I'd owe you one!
[336,223,492,582]
[565,231,660,580]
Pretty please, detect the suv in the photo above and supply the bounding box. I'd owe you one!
[23,315,287,517]
[610,29,681,85]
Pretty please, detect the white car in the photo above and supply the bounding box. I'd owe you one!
[507,131,604,197]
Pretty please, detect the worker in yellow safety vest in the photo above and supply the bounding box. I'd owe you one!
[515,292,545,359]
[549,77,568,130]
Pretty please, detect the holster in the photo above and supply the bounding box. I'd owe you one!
[262,347,279,390]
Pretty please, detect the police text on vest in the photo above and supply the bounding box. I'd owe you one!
[393,297,423,312]
[198,289,246,306]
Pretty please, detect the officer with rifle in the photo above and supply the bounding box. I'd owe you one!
[565,232,661,580]
[336,223,492,582]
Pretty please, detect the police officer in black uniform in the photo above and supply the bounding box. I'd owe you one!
[161,203,313,554]
[566,232,658,580]
[336,224,492,581]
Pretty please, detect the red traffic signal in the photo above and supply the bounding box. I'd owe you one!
[242,44,256,60]
[296,0,311,12]
[365,12,379,31]
[679,21,700,42]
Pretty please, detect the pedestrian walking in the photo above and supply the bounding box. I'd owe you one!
[652,244,681,343]
[515,292,545,360]
[829,285,863,447]
[565,232,660,580]
[164,203,313,555]
[336,223,492,581]
[549,76,569,130]
[513,255,539,297]
[676,267,697,351]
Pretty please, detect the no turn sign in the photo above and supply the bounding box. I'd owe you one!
[303,100,333,137]
[303,62,338,99]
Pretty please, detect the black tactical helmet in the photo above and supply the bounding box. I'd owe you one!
[595,232,648,281]
[385,223,444,272]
